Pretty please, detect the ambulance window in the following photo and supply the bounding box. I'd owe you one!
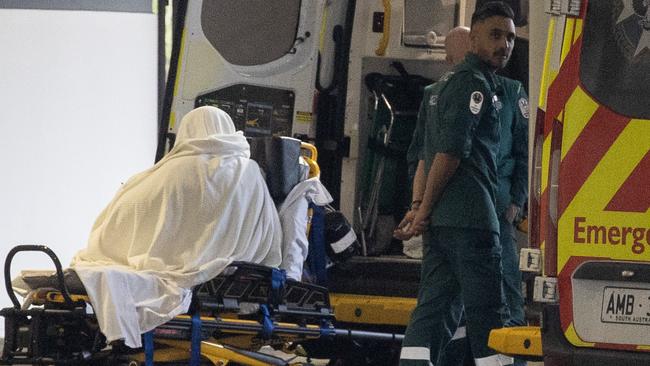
[403,0,460,48]
[201,0,301,66]
[580,0,650,119]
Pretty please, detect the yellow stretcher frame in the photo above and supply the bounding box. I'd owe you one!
[36,289,324,366]
[329,293,415,326]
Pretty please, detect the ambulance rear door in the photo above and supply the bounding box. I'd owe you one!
[546,0,650,353]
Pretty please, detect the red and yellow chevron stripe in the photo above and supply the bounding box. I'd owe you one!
[536,0,650,353]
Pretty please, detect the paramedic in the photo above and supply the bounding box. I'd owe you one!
[442,45,532,366]
[402,26,530,366]
[439,57,531,366]
[493,73,529,366]
[400,26,470,258]
[395,2,516,365]
[402,25,475,366]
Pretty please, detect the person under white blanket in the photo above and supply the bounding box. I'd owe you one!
[69,106,282,348]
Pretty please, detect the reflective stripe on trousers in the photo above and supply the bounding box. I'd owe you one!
[400,347,434,365]
[475,354,514,366]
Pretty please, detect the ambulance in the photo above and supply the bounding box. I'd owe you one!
[158,0,534,364]
[490,0,650,364]
[157,1,519,364]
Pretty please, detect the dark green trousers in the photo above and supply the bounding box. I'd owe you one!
[399,226,508,365]
[500,218,525,327]
[438,218,525,366]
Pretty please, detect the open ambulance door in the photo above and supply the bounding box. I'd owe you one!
[157,0,353,206]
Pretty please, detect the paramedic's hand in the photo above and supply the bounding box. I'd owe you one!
[407,208,430,237]
[394,209,418,240]
[505,204,520,224]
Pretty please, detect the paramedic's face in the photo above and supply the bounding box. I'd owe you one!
[471,16,515,70]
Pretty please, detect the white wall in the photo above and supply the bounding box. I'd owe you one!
[0,8,157,330]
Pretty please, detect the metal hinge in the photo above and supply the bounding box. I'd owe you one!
[519,248,542,273]
[533,276,558,303]
[562,0,582,17]
[545,0,581,16]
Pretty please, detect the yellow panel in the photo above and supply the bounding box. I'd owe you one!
[557,120,650,271]
[540,131,553,194]
[330,293,416,326]
[169,29,187,130]
[374,0,391,56]
[319,4,328,51]
[564,322,595,347]
[170,112,176,131]
[560,87,598,159]
[488,326,543,357]
[539,17,557,109]
[574,19,583,42]
[560,18,575,64]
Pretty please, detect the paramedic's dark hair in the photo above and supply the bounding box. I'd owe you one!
[471,1,515,27]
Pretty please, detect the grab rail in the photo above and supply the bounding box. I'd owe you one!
[4,245,78,309]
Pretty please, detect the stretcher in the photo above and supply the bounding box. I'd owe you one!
[0,245,403,366]
[0,139,405,365]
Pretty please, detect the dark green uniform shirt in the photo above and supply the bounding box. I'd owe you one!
[407,71,455,165]
[495,76,529,216]
[419,53,502,233]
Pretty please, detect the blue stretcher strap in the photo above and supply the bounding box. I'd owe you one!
[307,204,328,285]
[260,304,274,339]
[190,311,202,366]
[144,330,154,366]
[270,267,286,305]
[271,267,286,290]
[320,319,335,337]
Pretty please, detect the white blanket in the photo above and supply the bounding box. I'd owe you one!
[70,107,282,348]
[278,178,333,280]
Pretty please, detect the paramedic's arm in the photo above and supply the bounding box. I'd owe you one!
[394,159,426,240]
[410,99,427,209]
[411,95,427,206]
[407,153,459,235]
[508,84,529,222]
[394,98,427,240]
[411,159,426,205]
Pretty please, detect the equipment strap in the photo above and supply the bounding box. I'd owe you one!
[144,330,154,366]
[270,267,286,305]
[260,304,274,339]
[190,311,202,366]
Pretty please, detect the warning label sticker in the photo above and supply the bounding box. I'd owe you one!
[296,111,313,124]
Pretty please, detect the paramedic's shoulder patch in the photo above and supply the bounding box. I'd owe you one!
[469,91,484,114]
[518,97,530,119]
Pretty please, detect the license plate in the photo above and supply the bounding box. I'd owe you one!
[601,287,650,326]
